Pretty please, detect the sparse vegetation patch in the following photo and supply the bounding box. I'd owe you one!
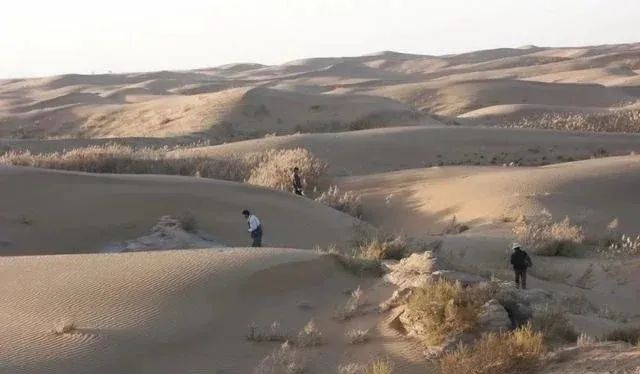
[439,325,546,374]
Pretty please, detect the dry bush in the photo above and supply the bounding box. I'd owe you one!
[503,110,640,133]
[247,321,290,342]
[319,245,383,277]
[296,320,323,347]
[439,325,546,374]
[599,234,640,259]
[513,215,585,256]
[338,359,392,374]
[338,363,367,374]
[407,280,494,345]
[529,306,578,343]
[351,224,409,261]
[176,210,197,232]
[335,286,366,321]
[346,328,370,345]
[604,326,640,345]
[246,148,327,192]
[254,342,304,374]
[0,145,328,193]
[369,359,393,374]
[52,319,76,335]
[442,216,470,235]
[315,186,363,217]
[577,332,597,347]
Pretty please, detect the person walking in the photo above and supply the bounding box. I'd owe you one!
[242,210,263,247]
[510,243,532,289]
[292,167,303,196]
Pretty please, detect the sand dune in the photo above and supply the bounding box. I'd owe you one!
[338,155,640,235]
[0,248,386,373]
[172,126,640,177]
[0,166,355,255]
[3,42,640,140]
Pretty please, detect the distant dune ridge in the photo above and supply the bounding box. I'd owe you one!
[1,42,640,140]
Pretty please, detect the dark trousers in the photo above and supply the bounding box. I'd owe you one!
[515,269,527,289]
[294,189,302,196]
[251,228,262,247]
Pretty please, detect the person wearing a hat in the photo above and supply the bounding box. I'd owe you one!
[510,243,532,289]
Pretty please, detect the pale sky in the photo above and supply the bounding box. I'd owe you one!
[1,0,639,78]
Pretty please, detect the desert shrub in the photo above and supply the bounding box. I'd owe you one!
[442,215,470,235]
[513,215,585,256]
[296,320,323,347]
[338,359,392,374]
[604,326,640,345]
[502,110,640,133]
[338,363,367,374]
[52,319,76,335]
[247,321,290,342]
[346,328,370,345]
[0,145,328,193]
[350,224,409,261]
[254,342,304,374]
[368,359,393,374]
[439,325,546,374]
[529,306,578,343]
[407,280,494,345]
[315,186,363,217]
[176,210,197,232]
[246,148,327,192]
[599,234,640,259]
[318,244,382,277]
[577,332,597,347]
[334,286,367,321]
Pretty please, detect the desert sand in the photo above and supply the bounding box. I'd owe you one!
[2,42,640,373]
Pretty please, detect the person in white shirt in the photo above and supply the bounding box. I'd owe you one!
[242,210,262,247]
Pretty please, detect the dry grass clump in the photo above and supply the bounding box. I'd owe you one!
[513,215,585,256]
[346,328,370,345]
[319,245,383,277]
[338,359,393,374]
[577,332,597,347]
[503,110,640,133]
[529,306,578,343]
[599,234,640,259]
[441,215,470,235]
[368,359,393,374]
[604,326,640,345]
[351,224,410,261]
[247,321,290,342]
[335,286,367,321]
[439,325,547,374]
[338,363,367,374]
[0,145,327,193]
[407,280,494,345]
[296,320,324,347]
[52,319,77,335]
[176,210,197,232]
[315,186,363,218]
[254,342,305,374]
[246,148,327,192]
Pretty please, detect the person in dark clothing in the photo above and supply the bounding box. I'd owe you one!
[242,210,262,247]
[292,167,303,196]
[510,243,532,289]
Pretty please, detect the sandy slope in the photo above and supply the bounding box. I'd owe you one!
[337,156,640,339]
[171,126,640,177]
[338,155,640,235]
[2,42,640,140]
[0,249,386,373]
[0,166,355,255]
